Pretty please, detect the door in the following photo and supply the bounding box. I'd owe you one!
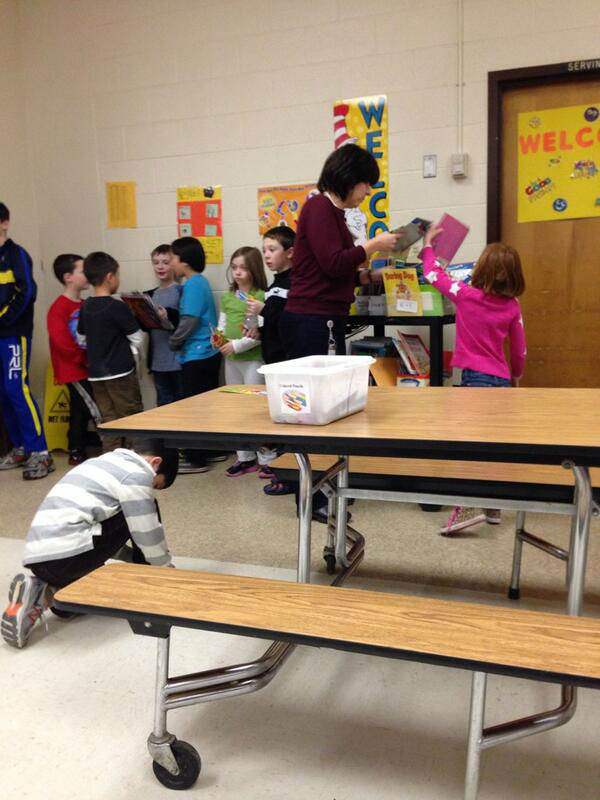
[500,79,600,387]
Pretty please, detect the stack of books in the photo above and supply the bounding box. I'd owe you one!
[393,332,430,387]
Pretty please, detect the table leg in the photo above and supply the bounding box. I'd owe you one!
[335,456,350,567]
[464,671,487,800]
[566,464,592,616]
[295,453,313,583]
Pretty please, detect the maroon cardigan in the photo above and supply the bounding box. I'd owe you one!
[286,193,367,316]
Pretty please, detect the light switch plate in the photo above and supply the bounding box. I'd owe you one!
[423,154,437,178]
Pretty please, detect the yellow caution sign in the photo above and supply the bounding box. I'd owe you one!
[43,365,69,451]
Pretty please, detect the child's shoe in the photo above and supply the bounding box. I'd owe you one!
[1,573,49,648]
[439,506,486,536]
[485,509,502,525]
[0,447,29,470]
[177,456,208,474]
[226,458,259,477]
[68,449,87,466]
[258,465,276,480]
[22,452,55,481]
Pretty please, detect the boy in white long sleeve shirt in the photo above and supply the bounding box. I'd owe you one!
[77,252,144,451]
[2,440,178,649]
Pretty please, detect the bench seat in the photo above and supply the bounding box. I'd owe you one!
[55,563,600,689]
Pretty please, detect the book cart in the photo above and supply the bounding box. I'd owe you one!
[346,314,456,386]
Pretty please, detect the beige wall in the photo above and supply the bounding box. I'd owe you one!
[4,0,600,397]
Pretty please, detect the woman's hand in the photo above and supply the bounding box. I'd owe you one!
[372,230,401,252]
[423,223,443,248]
[220,342,235,356]
[246,298,264,315]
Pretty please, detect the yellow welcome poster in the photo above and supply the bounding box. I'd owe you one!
[518,103,600,223]
[332,95,389,238]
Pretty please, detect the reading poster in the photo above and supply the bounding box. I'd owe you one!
[176,186,223,264]
[517,103,600,223]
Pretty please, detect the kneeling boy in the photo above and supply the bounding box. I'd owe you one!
[1,439,178,649]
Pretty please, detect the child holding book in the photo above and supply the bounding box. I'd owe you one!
[47,253,101,465]
[216,246,267,477]
[422,224,527,535]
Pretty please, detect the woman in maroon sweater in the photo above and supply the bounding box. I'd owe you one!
[282,144,400,358]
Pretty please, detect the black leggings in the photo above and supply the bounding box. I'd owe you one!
[30,511,148,588]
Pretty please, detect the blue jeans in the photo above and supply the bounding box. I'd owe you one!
[461,368,511,388]
[153,370,184,407]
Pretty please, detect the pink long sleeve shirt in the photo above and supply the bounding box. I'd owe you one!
[422,245,526,380]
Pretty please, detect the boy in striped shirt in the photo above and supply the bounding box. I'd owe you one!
[1,439,178,649]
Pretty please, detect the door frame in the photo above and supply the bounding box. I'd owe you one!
[487,58,600,241]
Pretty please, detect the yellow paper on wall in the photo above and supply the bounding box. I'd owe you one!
[43,365,69,452]
[517,103,600,222]
[106,181,137,228]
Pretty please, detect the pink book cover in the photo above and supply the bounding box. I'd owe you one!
[432,213,469,265]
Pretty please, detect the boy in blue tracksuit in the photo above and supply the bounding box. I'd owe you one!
[0,202,54,480]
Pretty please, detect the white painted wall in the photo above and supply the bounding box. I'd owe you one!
[4,0,600,395]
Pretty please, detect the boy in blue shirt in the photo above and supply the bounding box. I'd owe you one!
[169,237,222,472]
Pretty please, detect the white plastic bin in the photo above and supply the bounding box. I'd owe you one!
[258,355,374,425]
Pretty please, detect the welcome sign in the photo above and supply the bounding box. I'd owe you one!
[332,95,389,238]
[517,102,600,223]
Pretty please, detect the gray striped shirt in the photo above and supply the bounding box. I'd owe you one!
[23,449,171,567]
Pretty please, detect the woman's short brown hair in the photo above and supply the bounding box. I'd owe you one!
[228,246,268,292]
[471,243,525,298]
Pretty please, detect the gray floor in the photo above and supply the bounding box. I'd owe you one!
[1,453,600,798]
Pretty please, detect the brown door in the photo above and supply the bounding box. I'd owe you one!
[501,80,600,387]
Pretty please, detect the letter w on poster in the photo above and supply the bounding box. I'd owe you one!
[332,95,389,238]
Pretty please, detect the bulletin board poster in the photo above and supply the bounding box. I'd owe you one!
[257,183,317,234]
[176,185,223,264]
[106,181,137,228]
[332,95,389,240]
[517,103,600,223]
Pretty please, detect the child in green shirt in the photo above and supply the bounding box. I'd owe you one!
[216,246,267,477]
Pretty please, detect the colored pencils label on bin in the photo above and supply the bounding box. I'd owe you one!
[280,384,311,414]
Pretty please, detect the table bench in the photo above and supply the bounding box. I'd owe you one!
[272,454,600,599]
[55,563,600,799]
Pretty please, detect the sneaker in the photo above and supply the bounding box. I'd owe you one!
[439,506,486,536]
[0,447,29,470]
[485,509,502,525]
[177,457,208,474]
[226,459,259,477]
[1,573,49,648]
[22,452,55,481]
[258,465,276,480]
[68,449,87,466]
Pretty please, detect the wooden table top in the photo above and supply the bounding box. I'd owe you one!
[101,386,600,465]
[55,564,600,688]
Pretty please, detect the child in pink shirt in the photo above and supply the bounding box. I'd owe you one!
[422,223,527,534]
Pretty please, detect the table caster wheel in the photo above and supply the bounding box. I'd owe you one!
[324,553,337,574]
[152,739,201,790]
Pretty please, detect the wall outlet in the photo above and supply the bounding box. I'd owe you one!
[423,154,437,178]
[451,152,469,179]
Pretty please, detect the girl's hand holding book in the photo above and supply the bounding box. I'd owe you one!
[424,223,443,248]
[220,341,235,356]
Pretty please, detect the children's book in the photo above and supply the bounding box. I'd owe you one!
[395,332,430,375]
[391,217,431,253]
[120,292,174,331]
[382,268,423,316]
[430,213,469,265]
[392,337,417,374]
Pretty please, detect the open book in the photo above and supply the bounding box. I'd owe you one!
[120,292,174,331]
